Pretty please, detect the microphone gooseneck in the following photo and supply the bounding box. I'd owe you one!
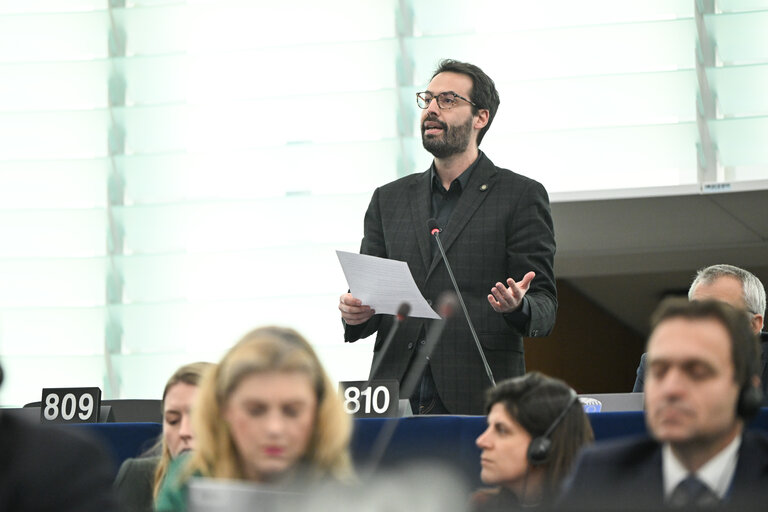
[399,291,458,399]
[366,302,411,386]
[426,218,496,387]
[366,293,456,477]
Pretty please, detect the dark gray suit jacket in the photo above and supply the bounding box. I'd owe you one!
[559,431,768,510]
[345,153,557,414]
[114,455,160,512]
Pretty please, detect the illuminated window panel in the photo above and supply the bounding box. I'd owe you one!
[184,0,396,52]
[184,90,399,150]
[118,194,369,254]
[113,90,398,156]
[119,243,354,303]
[117,294,355,356]
[0,307,105,356]
[0,0,104,14]
[114,299,371,393]
[0,111,111,159]
[0,61,109,111]
[408,19,696,83]
[0,355,107,407]
[111,353,219,400]
[715,0,768,14]
[705,10,768,65]
[710,116,768,180]
[707,64,768,117]
[119,140,400,205]
[186,39,398,101]
[0,210,107,257]
[115,104,187,154]
[118,54,188,106]
[413,0,693,35]
[0,258,107,308]
[0,159,108,209]
[0,11,108,62]
[113,5,187,57]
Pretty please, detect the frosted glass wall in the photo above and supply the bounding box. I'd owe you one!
[0,0,766,406]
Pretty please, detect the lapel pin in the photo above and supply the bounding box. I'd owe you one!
[479,184,488,191]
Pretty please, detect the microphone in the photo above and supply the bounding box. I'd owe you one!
[366,302,411,386]
[427,218,495,387]
[364,295,454,476]
[399,292,458,399]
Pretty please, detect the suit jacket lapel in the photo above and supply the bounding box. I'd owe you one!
[426,155,497,279]
[410,170,433,276]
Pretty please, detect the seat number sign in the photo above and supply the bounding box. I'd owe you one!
[339,380,399,418]
[40,387,101,423]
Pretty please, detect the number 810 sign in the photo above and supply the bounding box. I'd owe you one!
[40,387,101,423]
[339,380,399,418]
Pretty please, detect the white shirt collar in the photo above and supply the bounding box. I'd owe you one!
[662,434,742,500]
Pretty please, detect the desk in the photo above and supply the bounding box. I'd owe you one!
[71,422,161,476]
[64,409,768,485]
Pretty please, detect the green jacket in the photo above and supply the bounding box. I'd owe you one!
[154,453,197,512]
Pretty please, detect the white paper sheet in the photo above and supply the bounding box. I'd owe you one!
[336,250,440,320]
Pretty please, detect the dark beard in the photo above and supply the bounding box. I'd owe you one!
[421,115,473,158]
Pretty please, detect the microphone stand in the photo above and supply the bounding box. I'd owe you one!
[430,224,495,387]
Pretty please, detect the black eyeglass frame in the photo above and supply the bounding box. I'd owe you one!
[416,91,478,110]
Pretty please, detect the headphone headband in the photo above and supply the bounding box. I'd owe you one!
[527,387,579,465]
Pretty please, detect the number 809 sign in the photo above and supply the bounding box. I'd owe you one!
[40,387,101,423]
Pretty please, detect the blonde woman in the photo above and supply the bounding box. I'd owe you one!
[114,362,213,512]
[155,326,352,511]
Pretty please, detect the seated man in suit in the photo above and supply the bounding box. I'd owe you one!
[633,263,768,404]
[560,298,768,510]
[0,362,117,511]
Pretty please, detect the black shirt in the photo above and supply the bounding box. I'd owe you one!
[429,154,480,259]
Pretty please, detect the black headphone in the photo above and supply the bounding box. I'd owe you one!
[737,352,763,420]
[738,383,762,420]
[527,388,579,465]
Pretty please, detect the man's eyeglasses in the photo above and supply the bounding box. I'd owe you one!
[416,91,477,110]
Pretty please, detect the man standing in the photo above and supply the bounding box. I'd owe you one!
[561,299,768,509]
[339,60,557,415]
[633,264,768,402]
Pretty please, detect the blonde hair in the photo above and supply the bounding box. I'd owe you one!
[153,361,214,498]
[184,326,352,483]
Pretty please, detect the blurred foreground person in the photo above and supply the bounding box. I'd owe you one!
[115,361,213,512]
[0,362,116,511]
[561,299,768,510]
[155,326,352,511]
[474,372,593,510]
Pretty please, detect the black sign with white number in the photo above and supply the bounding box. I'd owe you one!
[40,387,102,424]
[339,380,399,418]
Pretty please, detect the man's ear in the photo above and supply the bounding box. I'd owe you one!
[751,313,764,334]
[474,109,489,131]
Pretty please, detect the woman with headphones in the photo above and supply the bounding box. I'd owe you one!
[473,372,594,510]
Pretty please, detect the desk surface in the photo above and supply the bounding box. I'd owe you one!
[56,408,768,486]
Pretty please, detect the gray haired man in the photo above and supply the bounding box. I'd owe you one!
[633,264,767,403]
